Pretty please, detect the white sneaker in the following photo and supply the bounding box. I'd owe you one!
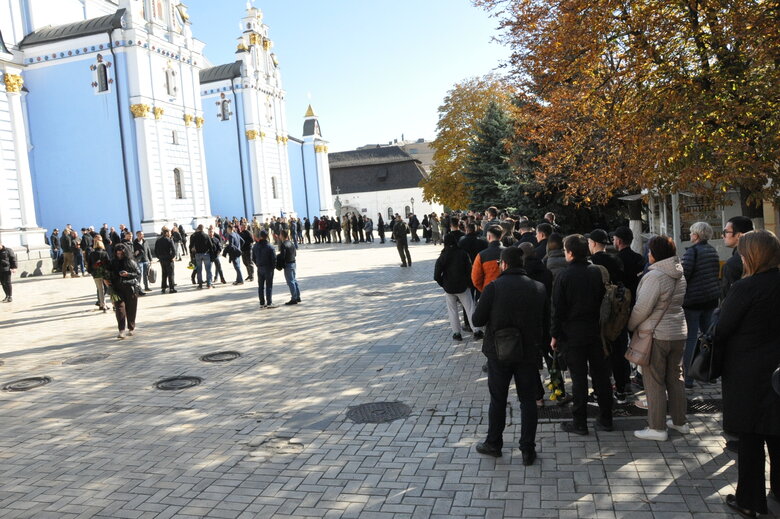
[117,331,126,339]
[666,419,690,434]
[127,330,134,336]
[634,427,668,441]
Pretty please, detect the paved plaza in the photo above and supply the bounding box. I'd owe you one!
[0,242,766,518]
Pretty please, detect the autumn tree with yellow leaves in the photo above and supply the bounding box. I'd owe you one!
[476,0,780,209]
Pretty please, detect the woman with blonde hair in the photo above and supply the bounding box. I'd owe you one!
[86,235,110,312]
[627,235,688,441]
[716,230,780,517]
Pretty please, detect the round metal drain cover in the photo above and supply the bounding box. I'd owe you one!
[346,401,411,424]
[362,291,387,297]
[3,376,51,392]
[154,376,202,391]
[200,351,241,363]
[64,353,110,365]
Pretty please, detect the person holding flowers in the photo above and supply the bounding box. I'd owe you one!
[105,243,140,339]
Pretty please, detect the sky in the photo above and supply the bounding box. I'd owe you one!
[186,0,511,152]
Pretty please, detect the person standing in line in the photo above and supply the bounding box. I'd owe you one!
[80,228,94,272]
[50,228,61,272]
[154,226,177,294]
[357,214,366,243]
[333,217,342,243]
[393,216,412,267]
[628,236,688,441]
[716,230,780,518]
[87,235,110,311]
[422,214,431,243]
[226,225,244,285]
[434,234,483,341]
[472,247,547,465]
[460,223,488,263]
[252,230,277,309]
[190,224,213,289]
[342,215,351,244]
[208,226,227,285]
[106,244,139,339]
[0,241,17,303]
[377,214,385,244]
[534,223,552,260]
[304,217,311,244]
[471,226,504,294]
[171,225,183,261]
[132,231,153,293]
[721,215,755,299]
[430,214,442,245]
[60,229,76,278]
[177,223,188,258]
[279,230,301,305]
[297,218,305,244]
[551,234,613,435]
[364,217,374,243]
[410,214,420,242]
[544,232,567,281]
[238,223,255,282]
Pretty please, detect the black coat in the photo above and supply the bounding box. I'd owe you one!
[0,246,17,273]
[591,250,623,285]
[280,240,296,264]
[551,260,605,346]
[87,249,109,275]
[154,237,176,261]
[716,268,780,435]
[681,241,720,309]
[472,268,547,363]
[617,246,645,302]
[132,239,153,263]
[458,233,488,262]
[434,247,472,294]
[189,231,211,254]
[721,248,742,300]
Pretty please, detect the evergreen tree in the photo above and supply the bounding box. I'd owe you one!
[464,101,513,211]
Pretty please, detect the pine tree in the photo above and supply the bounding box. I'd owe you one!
[463,101,513,211]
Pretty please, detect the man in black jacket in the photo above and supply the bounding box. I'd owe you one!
[0,241,18,302]
[280,230,301,305]
[132,231,153,293]
[190,224,213,289]
[459,223,488,262]
[238,223,255,282]
[154,227,177,293]
[393,216,412,267]
[252,230,277,308]
[433,234,483,341]
[551,234,613,435]
[472,247,546,465]
[721,215,754,299]
[410,214,420,242]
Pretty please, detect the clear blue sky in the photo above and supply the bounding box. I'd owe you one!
[187,0,510,152]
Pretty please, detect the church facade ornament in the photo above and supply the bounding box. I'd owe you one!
[130,104,150,118]
[195,116,204,128]
[245,129,258,140]
[4,73,23,93]
[153,107,164,120]
[183,113,193,126]
[315,144,328,154]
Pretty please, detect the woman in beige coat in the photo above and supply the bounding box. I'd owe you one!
[628,235,688,441]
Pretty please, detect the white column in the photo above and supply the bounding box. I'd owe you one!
[671,192,681,246]
[131,107,158,224]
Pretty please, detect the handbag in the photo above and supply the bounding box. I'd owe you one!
[494,327,524,363]
[275,252,285,271]
[148,266,157,284]
[689,332,717,383]
[625,279,679,366]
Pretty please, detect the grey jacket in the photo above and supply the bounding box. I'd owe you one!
[628,256,688,341]
[544,249,567,281]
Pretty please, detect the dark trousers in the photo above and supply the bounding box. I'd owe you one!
[212,256,226,283]
[609,329,630,393]
[241,250,254,280]
[305,230,311,243]
[397,242,411,265]
[411,227,419,241]
[159,260,175,290]
[1,271,11,298]
[486,358,539,451]
[736,433,780,514]
[379,230,385,243]
[114,288,138,332]
[565,341,613,427]
[257,269,273,304]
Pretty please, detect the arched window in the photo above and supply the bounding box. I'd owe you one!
[405,206,411,217]
[96,63,108,92]
[387,207,393,219]
[173,168,184,199]
[154,0,165,21]
[271,177,278,199]
[221,100,231,121]
[165,68,176,97]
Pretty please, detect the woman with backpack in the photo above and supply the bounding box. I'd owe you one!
[627,236,688,441]
[680,222,721,388]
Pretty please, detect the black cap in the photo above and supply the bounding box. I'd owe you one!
[611,226,633,243]
[586,229,610,245]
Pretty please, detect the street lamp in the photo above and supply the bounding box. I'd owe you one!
[410,197,415,214]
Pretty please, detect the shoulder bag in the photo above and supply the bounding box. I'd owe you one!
[689,316,720,383]
[625,279,678,366]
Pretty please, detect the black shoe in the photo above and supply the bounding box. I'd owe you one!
[452,333,462,341]
[725,494,757,518]
[556,394,573,407]
[247,277,254,282]
[400,264,408,267]
[594,419,614,432]
[233,281,244,285]
[586,392,599,406]
[614,391,628,405]
[475,442,502,458]
[144,288,151,292]
[561,422,589,436]
[473,331,484,340]
[197,284,203,290]
[137,292,146,296]
[161,289,166,294]
[296,297,301,303]
[521,449,537,466]
[726,440,740,453]
[284,299,298,305]
[169,289,177,293]
[481,362,488,373]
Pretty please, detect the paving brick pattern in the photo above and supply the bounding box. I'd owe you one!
[0,243,767,518]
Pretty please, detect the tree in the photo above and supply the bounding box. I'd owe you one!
[421,76,514,209]
[464,101,514,210]
[476,0,780,207]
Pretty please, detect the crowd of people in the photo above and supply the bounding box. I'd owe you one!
[433,206,780,517]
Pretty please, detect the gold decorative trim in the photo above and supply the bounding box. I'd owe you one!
[237,42,248,52]
[183,114,194,126]
[248,33,261,46]
[246,130,258,140]
[315,144,329,153]
[130,104,151,118]
[153,107,164,120]
[276,135,289,144]
[262,38,272,51]
[260,131,266,139]
[195,116,204,128]
[3,73,23,93]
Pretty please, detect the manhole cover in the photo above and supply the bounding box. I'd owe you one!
[362,291,387,297]
[154,376,202,391]
[200,351,241,363]
[64,354,110,365]
[346,401,411,424]
[3,376,51,392]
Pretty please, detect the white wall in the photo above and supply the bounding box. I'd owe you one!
[335,187,443,221]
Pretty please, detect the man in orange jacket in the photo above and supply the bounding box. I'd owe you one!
[471,226,504,293]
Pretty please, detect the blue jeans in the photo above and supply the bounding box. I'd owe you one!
[232,256,243,282]
[683,307,715,386]
[138,261,150,290]
[73,250,85,274]
[195,252,212,286]
[283,262,300,300]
